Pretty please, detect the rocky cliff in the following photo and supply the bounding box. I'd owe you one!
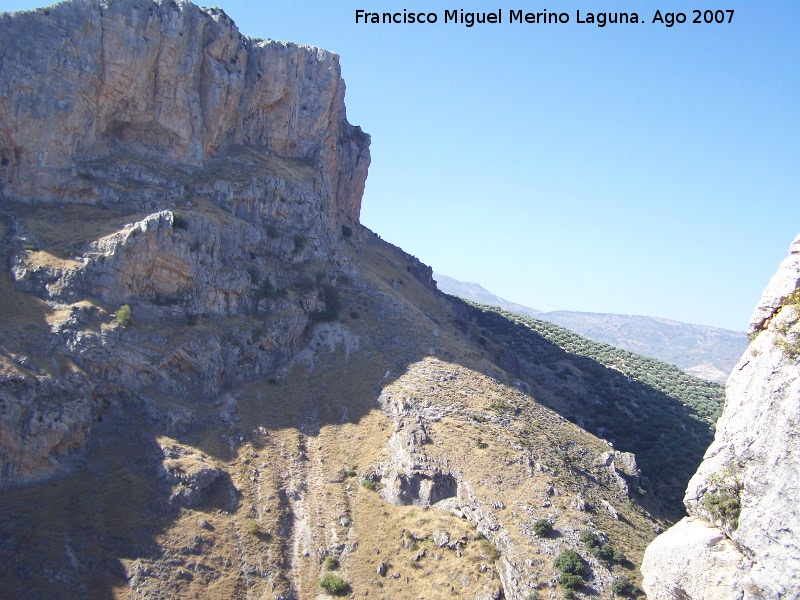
[641,234,800,599]
[1,0,369,488]
[0,0,369,226]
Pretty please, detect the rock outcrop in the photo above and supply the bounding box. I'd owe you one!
[0,0,370,488]
[0,0,369,227]
[642,234,800,599]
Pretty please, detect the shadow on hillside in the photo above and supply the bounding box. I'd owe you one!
[0,232,718,598]
[0,409,169,599]
[446,295,717,517]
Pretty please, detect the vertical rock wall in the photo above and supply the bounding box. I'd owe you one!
[0,0,370,222]
[641,234,800,599]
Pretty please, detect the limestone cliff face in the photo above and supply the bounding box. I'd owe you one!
[0,0,369,225]
[0,0,370,488]
[641,234,800,599]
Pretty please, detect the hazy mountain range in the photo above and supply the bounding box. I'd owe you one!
[434,273,748,383]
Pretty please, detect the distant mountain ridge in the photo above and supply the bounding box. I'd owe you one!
[434,273,748,383]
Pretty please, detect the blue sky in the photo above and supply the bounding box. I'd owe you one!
[3,0,798,330]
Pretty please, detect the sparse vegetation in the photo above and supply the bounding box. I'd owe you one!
[323,556,339,570]
[115,304,131,327]
[611,575,641,597]
[311,284,341,322]
[451,297,726,515]
[247,521,260,535]
[260,279,286,299]
[701,468,743,529]
[773,287,800,359]
[360,478,375,491]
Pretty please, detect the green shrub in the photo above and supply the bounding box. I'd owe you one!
[553,549,582,575]
[247,521,260,535]
[341,224,353,238]
[115,304,131,327]
[360,479,375,491]
[590,544,615,561]
[559,572,583,590]
[318,572,347,595]
[612,575,640,597]
[579,529,599,548]
[532,519,553,538]
[323,556,339,571]
[701,469,743,529]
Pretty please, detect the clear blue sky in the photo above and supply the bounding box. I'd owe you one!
[3,0,798,330]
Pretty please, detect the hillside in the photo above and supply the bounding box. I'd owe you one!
[435,273,748,383]
[0,2,723,599]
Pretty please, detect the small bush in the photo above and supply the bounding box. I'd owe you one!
[701,469,743,529]
[532,519,553,538]
[612,575,640,597]
[590,544,615,562]
[553,549,582,575]
[341,224,353,238]
[559,572,583,590]
[115,304,131,327]
[579,529,599,548]
[323,556,339,571]
[360,479,375,491]
[247,521,260,535]
[318,572,347,595]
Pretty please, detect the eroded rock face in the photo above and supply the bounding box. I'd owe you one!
[0,0,370,488]
[0,375,91,486]
[0,0,369,225]
[642,234,800,599]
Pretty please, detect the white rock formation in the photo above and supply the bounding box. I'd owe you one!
[642,234,800,599]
